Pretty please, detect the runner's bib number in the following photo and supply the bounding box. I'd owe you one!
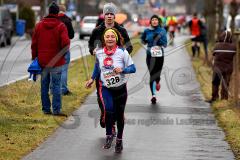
[169,26,175,31]
[102,70,122,88]
[150,46,163,57]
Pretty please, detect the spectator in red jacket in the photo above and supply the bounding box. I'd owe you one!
[31,2,70,116]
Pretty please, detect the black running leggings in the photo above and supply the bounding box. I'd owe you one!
[100,84,127,139]
[146,55,164,96]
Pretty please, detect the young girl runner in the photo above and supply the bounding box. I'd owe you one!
[86,28,136,153]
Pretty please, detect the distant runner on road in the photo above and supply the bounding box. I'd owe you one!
[166,15,178,44]
[188,12,203,59]
[141,15,167,104]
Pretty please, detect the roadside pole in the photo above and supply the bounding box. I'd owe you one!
[229,0,238,103]
[234,31,240,106]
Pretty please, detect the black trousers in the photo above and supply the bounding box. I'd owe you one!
[212,70,232,100]
[146,55,164,95]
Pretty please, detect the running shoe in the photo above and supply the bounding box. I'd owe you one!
[115,139,123,153]
[100,114,105,128]
[151,96,156,104]
[156,82,161,91]
[112,125,116,137]
[103,135,113,149]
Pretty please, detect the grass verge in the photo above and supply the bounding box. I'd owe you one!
[185,40,240,159]
[0,38,142,160]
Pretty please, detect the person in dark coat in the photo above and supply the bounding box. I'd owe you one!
[58,5,74,39]
[31,2,70,115]
[88,3,133,55]
[207,30,236,103]
[58,4,75,95]
[96,13,104,27]
[88,2,133,129]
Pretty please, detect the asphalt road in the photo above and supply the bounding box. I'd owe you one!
[23,36,235,160]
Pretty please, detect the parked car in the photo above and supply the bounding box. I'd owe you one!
[79,16,98,39]
[0,6,13,46]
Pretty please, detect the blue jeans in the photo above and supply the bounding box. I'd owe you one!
[61,51,70,94]
[41,66,62,114]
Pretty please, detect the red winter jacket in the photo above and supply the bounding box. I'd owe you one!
[31,14,70,68]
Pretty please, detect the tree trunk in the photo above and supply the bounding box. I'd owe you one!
[203,0,217,43]
[217,0,224,35]
[40,0,45,19]
[95,0,101,11]
[184,0,196,14]
[230,0,239,32]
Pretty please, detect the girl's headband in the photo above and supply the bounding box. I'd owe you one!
[104,29,118,41]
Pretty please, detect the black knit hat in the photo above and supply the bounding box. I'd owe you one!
[150,14,162,27]
[49,2,59,15]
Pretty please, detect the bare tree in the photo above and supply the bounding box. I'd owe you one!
[95,0,101,10]
[216,0,224,34]
[203,0,217,43]
[230,0,239,32]
[184,0,196,14]
[39,0,45,19]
